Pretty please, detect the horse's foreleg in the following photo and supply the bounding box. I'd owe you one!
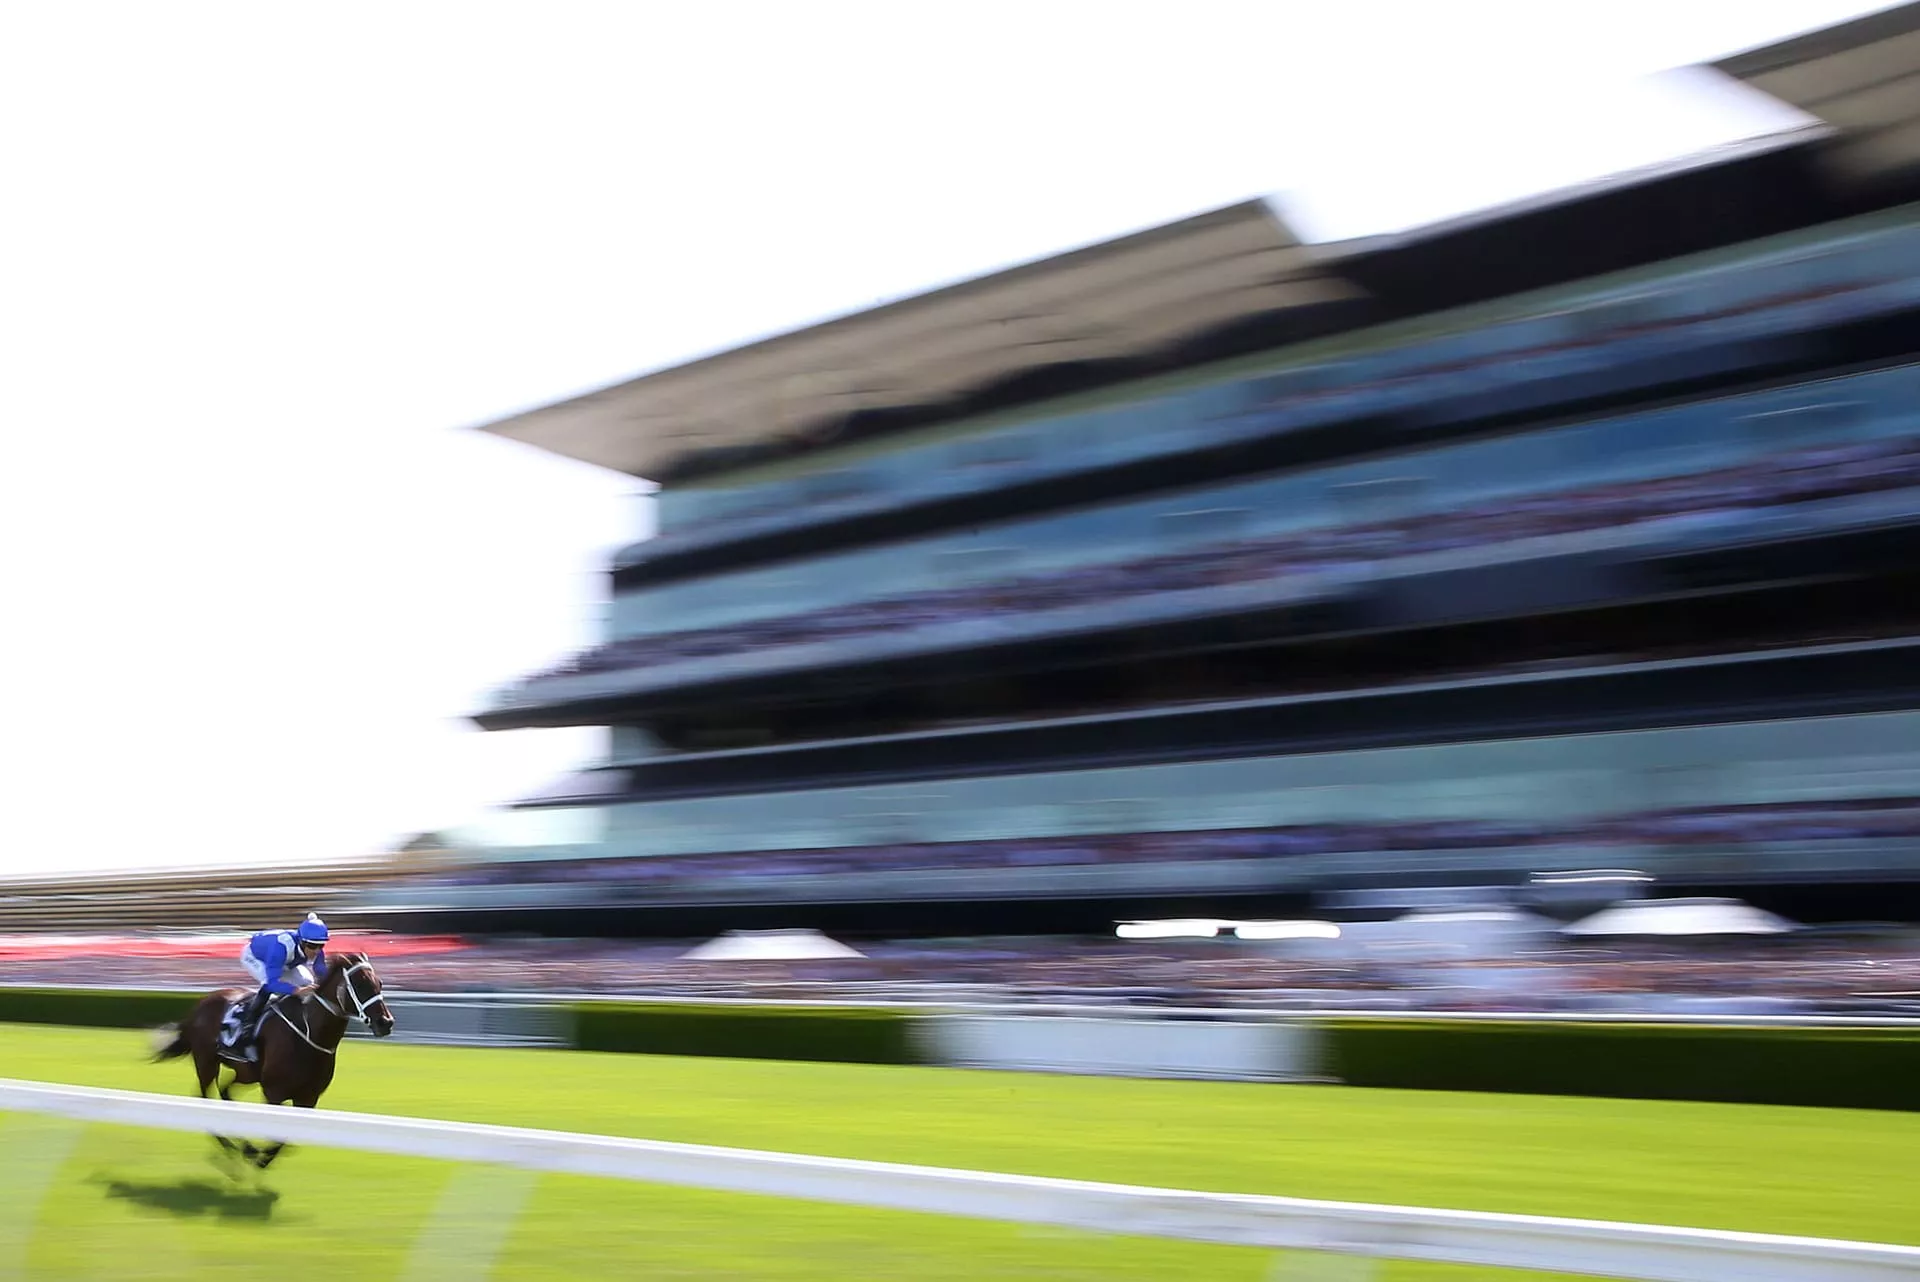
[251,1092,301,1170]
[253,1095,319,1171]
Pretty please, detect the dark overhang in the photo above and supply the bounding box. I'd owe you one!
[1715,0,1920,200]
[1321,129,1839,312]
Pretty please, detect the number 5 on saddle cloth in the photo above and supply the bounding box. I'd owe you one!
[218,986,302,1060]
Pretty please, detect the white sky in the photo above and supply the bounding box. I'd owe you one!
[0,0,1896,878]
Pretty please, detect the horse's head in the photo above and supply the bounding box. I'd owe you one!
[326,951,395,1038]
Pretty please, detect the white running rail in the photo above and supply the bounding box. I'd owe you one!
[4,1079,1917,1279]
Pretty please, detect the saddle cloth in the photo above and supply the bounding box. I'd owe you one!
[217,996,250,1049]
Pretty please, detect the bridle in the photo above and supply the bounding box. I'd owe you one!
[254,954,393,1057]
[310,957,391,1027]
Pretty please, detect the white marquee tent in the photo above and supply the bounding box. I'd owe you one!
[680,929,867,961]
[1562,898,1800,938]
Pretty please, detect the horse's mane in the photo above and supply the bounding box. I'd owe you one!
[314,951,371,992]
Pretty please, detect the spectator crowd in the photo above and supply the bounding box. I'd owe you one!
[507,436,1920,692]
[3,932,1915,1016]
[400,795,1920,896]
[648,269,1888,542]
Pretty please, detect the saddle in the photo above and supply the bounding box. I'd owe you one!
[218,992,280,1060]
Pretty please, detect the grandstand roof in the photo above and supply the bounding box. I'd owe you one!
[478,4,1920,486]
[1715,1,1920,195]
[476,199,1368,482]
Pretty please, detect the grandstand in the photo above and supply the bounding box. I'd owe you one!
[0,863,390,934]
[0,836,457,934]
[354,5,1920,941]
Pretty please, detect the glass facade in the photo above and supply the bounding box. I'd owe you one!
[649,202,1920,539]
[485,710,1920,860]
[609,362,1920,639]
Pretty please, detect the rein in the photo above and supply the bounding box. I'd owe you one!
[272,959,389,1056]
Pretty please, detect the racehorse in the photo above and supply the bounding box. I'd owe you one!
[151,951,395,1169]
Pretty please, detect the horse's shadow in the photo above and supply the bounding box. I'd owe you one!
[88,1172,281,1221]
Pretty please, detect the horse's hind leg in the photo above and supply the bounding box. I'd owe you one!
[193,1043,220,1101]
[193,1047,248,1161]
[192,1044,259,1166]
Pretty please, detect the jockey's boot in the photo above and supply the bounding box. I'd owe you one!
[235,987,271,1060]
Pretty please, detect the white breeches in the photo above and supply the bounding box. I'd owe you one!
[240,946,270,987]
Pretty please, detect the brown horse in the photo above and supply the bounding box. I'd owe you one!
[151,951,395,1169]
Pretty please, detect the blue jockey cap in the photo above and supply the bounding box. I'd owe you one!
[296,914,329,945]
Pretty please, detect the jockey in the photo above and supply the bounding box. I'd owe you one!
[231,914,330,1059]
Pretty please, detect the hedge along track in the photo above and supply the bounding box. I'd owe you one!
[4,988,1919,1110]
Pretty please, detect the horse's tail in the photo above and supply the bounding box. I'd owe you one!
[149,1023,190,1063]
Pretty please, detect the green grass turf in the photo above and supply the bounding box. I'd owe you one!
[1,1023,1915,1281]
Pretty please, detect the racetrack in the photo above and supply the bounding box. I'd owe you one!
[3,1024,1916,1280]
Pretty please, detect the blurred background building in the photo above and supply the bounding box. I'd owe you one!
[382,8,1920,932]
[9,5,1920,1014]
